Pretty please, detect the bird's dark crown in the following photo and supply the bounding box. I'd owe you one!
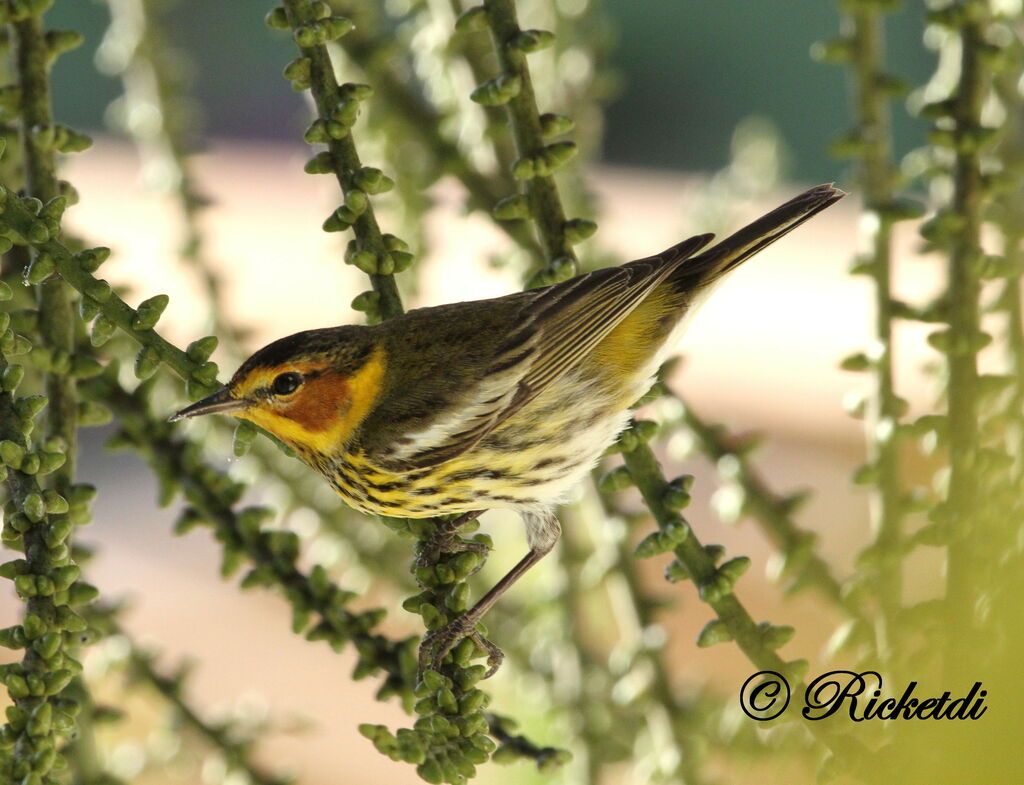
[230,326,373,388]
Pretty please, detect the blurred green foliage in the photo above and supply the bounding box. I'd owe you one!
[48,1,935,180]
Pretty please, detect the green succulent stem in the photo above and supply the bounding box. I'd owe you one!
[12,11,78,487]
[0,189,219,397]
[622,441,874,768]
[841,0,905,665]
[0,355,83,782]
[0,11,93,782]
[85,372,417,705]
[678,397,853,615]
[448,1,522,180]
[942,4,989,672]
[281,0,404,321]
[11,15,59,203]
[334,18,543,262]
[566,475,716,783]
[480,0,576,276]
[623,443,786,671]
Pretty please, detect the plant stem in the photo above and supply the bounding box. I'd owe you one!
[12,13,77,488]
[607,534,711,784]
[0,354,83,782]
[571,480,712,784]
[621,441,874,770]
[0,189,219,396]
[943,4,988,674]
[334,12,543,261]
[282,0,404,320]
[481,0,577,276]
[85,372,417,704]
[678,397,853,616]
[446,0,522,179]
[843,0,904,666]
[623,444,786,671]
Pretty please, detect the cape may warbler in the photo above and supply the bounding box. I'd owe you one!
[172,183,843,675]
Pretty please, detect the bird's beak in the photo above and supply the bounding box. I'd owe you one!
[168,386,249,422]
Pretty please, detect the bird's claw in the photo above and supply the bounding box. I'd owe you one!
[417,615,504,681]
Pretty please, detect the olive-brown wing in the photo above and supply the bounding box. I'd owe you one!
[368,233,714,469]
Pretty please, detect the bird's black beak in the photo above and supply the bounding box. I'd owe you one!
[168,386,248,422]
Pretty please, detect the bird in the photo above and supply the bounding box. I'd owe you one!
[170,183,844,676]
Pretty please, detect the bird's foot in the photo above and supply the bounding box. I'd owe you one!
[417,614,504,681]
[415,510,489,572]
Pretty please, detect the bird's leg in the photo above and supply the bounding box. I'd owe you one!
[415,509,489,568]
[418,509,560,679]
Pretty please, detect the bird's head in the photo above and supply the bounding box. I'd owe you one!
[170,327,383,457]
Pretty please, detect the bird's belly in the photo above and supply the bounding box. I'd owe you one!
[321,367,651,518]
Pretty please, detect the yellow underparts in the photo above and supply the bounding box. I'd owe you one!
[590,284,682,398]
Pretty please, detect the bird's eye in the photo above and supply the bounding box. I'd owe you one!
[272,372,302,396]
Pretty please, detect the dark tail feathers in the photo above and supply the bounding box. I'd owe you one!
[668,183,845,292]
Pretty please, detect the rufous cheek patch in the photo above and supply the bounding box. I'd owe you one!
[284,373,352,432]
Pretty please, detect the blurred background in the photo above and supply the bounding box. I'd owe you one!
[46,1,938,180]
[2,1,1015,785]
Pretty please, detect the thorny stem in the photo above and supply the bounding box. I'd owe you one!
[842,0,904,665]
[282,0,404,321]
[12,12,77,488]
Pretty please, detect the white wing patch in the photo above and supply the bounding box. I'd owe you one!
[384,235,714,470]
[385,336,537,464]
